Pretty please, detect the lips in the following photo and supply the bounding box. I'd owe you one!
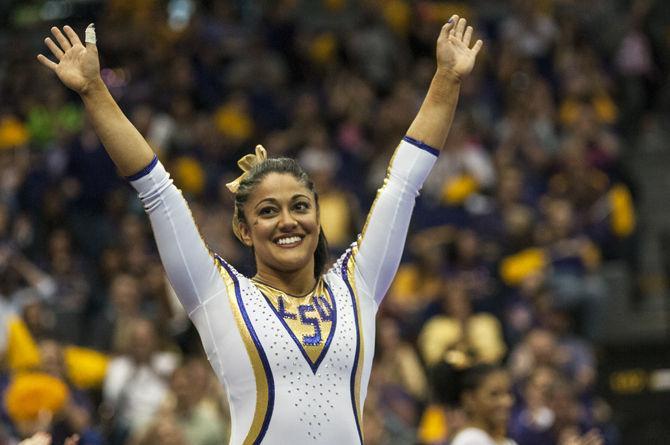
[274,235,304,247]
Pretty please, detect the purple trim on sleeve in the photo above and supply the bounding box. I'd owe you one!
[402,136,439,157]
[125,155,159,181]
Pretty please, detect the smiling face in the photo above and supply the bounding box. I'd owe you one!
[238,172,320,277]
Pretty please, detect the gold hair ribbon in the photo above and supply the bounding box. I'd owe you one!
[225,145,268,194]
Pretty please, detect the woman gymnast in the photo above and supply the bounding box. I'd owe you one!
[38,16,482,445]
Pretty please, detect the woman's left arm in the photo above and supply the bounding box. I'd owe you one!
[352,16,482,305]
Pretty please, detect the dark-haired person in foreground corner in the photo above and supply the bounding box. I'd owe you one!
[37,16,481,444]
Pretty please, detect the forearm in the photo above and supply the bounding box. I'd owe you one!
[80,79,155,176]
[405,68,461,150]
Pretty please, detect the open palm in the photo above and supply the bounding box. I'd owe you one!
[37,25,101,95]
[19,432,79,445]
[436,16,483,78]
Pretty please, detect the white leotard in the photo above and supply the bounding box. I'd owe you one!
[129,137,437,445]
[451,427,518,445]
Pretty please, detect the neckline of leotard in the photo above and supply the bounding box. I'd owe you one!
[250,276,322,298]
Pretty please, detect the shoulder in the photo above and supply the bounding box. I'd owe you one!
[451,428,496,445]
[471,313,503,327]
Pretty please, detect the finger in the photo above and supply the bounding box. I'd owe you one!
[445,15,458,37]
[463,26,473,47]
[65,434,80,445]
[44,37,63,60]
[455,17,467,40]
[443,15,458,33]
[84,23,97,49]
[63,25,82,46]
[37,54,58,71]
[584,431,603,445]
[472,39,483,54]
[51,27,72,51]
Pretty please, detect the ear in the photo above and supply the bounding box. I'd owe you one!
[238,221,254,247]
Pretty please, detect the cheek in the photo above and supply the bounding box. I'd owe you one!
[243,219,268,246]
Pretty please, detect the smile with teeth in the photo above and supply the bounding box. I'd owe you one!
[275,236,303,246]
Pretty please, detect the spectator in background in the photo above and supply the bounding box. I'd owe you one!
[435,363,516,445]
[157,358,229,445]
[18,432,79,445]
[90,273,144,352]
[375,317,428,402]
[418,280,506,368]
[36,340,103,445]
[510,365,560,444]
[101,318,178,445]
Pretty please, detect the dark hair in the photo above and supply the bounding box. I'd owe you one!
[430,362,503,406]
[234,157,329,278]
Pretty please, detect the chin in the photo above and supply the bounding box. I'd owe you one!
[268,242,317,270]
[267,251,313,273]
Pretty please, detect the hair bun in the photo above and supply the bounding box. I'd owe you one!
[226,144,268,193]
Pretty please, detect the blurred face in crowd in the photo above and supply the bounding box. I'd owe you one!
[455,229,479,263]
[171,365,198,408]
[444,284,471,320]
[110,274,141,315]
[378,317,401,350]
[525,366,558,409]
[463,369,514,433]
[129,319,158,363]
[546,198,574,238]
[0,202,8,236]
[39,339,66,378]
[239,173,320,278]
[527,328,558,365]
[170,360,210,408]
[549,378,580,426]
[141,415,189,445]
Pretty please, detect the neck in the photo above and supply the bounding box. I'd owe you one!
[466,419,502,441]
[176,396,198,414]
[254,263,317,296]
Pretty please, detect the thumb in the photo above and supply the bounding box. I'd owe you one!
[84,23,98,51]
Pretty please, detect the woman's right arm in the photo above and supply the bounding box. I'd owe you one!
[38,25,224,314]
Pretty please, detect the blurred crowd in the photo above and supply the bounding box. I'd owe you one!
[1,0,669,444]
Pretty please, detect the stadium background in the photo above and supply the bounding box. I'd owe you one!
[1,0,669,444]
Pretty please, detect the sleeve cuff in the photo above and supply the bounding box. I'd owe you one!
[127,156,171,196]
[402,136,440,157]
[125,155,159,181]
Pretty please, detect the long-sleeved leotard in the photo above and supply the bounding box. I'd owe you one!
[129,137,437,445]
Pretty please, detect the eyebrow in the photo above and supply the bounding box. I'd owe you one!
[254,194,311,210]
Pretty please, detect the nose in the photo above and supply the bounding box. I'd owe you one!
[278,208,298,231]
[501,392,514,409]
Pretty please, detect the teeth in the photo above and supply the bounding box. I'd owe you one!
[276,236,301,245]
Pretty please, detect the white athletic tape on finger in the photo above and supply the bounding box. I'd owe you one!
[85,23,96,44]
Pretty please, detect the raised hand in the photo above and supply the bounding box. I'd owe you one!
[37,25,101,95]
[436,15,483,78]
[65,434,80,445]
[18,432,51,445]
[560,428,604,445]
[18,433,79,445]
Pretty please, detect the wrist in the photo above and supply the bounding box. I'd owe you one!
[79,77,107,98]
[434,67,462,83]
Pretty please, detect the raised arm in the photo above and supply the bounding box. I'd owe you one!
[351,16,482,305]
[37,24,153,175]
[406,16,482,150]
[37,25,225,315]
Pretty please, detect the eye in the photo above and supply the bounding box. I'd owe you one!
[259,206,278,216]
[293,201,311,212]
